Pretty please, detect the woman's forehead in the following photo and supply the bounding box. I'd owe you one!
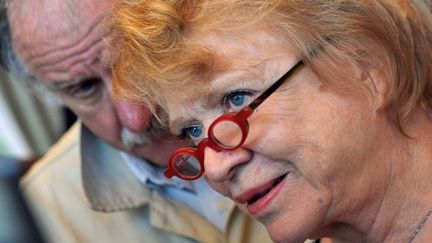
[185,29,297,92]
[197,28,292,63]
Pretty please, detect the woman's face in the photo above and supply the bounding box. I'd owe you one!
[166,30,390,242]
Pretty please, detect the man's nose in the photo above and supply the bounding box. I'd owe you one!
[204,146,251,183]
[114,99,151,133]
[96,64,151,133]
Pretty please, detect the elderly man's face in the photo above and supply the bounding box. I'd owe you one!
[8,0,187,165]
[166,30,392,242]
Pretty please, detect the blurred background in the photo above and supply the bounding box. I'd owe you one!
[0,69,67,160]
[0,68,75,243]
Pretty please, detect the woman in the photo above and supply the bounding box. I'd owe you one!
[111,0,432,242]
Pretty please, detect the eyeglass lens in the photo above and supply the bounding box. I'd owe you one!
[174,153,202,178]
[211,119,244,149]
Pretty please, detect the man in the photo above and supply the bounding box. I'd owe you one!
[1,0,271,242]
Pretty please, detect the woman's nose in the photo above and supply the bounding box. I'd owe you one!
[114,99,151,133]
[203,146,252,184]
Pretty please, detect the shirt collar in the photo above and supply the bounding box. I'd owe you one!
[120,152,194,191]
[80,124,151,212]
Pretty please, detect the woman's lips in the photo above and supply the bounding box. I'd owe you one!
[235,173,288,215]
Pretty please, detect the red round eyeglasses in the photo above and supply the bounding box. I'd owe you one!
[164,60,304,180]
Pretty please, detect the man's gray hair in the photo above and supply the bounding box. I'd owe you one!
[0,0,62,105]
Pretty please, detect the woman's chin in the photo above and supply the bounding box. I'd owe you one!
[263,212,316,243]
[267,229,306,243]
[264,220,298,243]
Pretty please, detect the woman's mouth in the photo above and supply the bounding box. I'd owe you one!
[235,173,288,215]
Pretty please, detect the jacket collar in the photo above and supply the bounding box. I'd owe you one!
[80,124,151,212]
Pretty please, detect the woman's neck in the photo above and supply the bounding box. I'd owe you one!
[328,107,432,243]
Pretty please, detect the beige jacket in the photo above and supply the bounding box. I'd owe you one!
[20,122,271,243]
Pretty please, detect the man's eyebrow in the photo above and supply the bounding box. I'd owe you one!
[47,78,85,91]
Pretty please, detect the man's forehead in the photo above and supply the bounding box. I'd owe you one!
[9,0,111,54]
[8,0,112,82]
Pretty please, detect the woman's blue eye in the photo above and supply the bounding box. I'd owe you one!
[229,93,245,107]
[183,125,203,140]
[224,90,254,112]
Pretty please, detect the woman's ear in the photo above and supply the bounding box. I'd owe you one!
[366,64,389,110]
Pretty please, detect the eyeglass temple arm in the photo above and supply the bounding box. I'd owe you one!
[248,60,304,110]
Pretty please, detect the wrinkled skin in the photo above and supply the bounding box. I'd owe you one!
[8,0,188,165]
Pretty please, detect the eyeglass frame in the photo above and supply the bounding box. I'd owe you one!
[164,60,305,180]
